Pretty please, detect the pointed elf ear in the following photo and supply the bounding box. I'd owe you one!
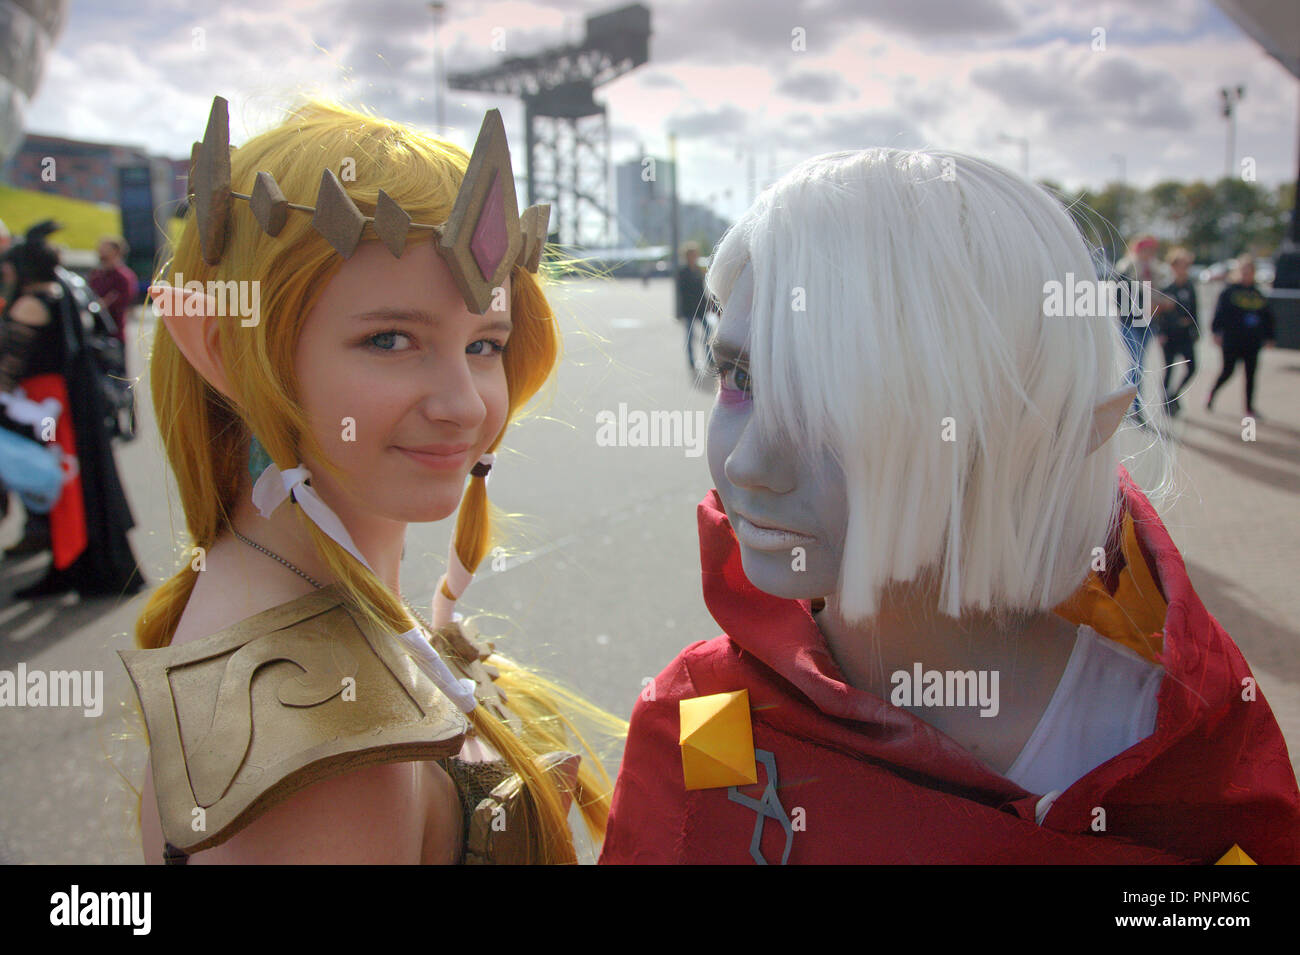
[1086,385,1138,454]
[149,283,235,401]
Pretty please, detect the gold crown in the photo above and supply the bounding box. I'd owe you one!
[187,95,551,315]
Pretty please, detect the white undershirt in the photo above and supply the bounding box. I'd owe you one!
[1004,623,1163,804]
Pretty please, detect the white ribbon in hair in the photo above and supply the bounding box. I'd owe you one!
[252,463,371,569]
[432,543,473,629]
[391,628,478,712]
[250,459,478,714]
[431,452,496,628]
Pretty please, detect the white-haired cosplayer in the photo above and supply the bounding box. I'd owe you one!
[601,148,1299,866]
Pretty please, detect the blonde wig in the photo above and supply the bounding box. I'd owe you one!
[137,100,619,862]
[706,148,1131,623]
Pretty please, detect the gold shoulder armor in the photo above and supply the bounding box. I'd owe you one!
[119,586,468,854]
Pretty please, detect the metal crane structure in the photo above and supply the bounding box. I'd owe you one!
[447,3,650,249]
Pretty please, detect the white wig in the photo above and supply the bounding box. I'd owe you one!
[706,148,1130,622]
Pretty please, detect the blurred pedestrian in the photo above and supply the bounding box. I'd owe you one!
[0,220,143,598]
[0,219,11,313]
[1206,255,1275,417]
[1113,234,1170,428]
[0,225,11,525]
[677,241,708,370]
[1153,246,1198,417]
[88,236,137,344]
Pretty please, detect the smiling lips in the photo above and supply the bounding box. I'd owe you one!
[732,511,815,551]
[394,442,471,472]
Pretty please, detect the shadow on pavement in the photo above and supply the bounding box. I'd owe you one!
[0,554,140,670]
[1184,556,1300,686]
[1184,413,1300,453]
[1172,417,1300,496]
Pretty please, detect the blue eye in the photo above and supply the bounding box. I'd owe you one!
[366,330,414,352]
[467,339,507,357]
[726,364,751,393]
[707,355,751,395]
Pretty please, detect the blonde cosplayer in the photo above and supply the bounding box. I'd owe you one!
[705,148,1136,623]
[131,96,619,863]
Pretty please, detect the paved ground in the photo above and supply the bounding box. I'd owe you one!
[0,278,1296,864]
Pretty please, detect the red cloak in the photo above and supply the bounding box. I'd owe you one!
[599,469,1300,864]
[20,373,87,569]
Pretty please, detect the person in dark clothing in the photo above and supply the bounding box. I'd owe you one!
[1206,256,1275,417]
[0,221,144,599]
[1153,247,1198,418]
[677,242,708,370]
[1,238,57,557]
[1112,235,1169,430]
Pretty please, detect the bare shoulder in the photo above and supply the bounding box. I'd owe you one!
[141,756,462,864]
[9,295,52,326]
[185,760,459,864]
[168,537,314,648]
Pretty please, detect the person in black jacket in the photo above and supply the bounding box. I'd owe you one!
[1206,255,1275,417]
[0,221,143,599]
[677,242,708,370]
[1153,247,1199,417]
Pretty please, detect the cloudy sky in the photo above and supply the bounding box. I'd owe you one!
[23,0,1298,225]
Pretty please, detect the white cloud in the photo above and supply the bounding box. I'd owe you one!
[16,0,1295,231]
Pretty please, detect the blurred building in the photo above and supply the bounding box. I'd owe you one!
[615,155,729,251]
[2,128,184,279]
[0,0,68,167]
[2,131,187,207]
[677,200,730,253]
[615,155,670,245]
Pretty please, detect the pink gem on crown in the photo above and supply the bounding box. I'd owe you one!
[470,171,508,282]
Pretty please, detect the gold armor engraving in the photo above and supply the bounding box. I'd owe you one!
[187,627,359,806]
[120,587,467,854]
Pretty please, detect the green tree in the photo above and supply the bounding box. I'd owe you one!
[1180,181,1222,263]
[1146,180,1188,243]
[1015,175,1289,266]
[1065,183,1139,264]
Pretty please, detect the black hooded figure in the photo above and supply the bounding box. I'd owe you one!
[0,220,144,599]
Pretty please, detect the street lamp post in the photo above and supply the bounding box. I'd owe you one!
[1111,153,1126,184]
[429,2,447,131]
[669,132,679,278]
[1220,85,1245,179]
